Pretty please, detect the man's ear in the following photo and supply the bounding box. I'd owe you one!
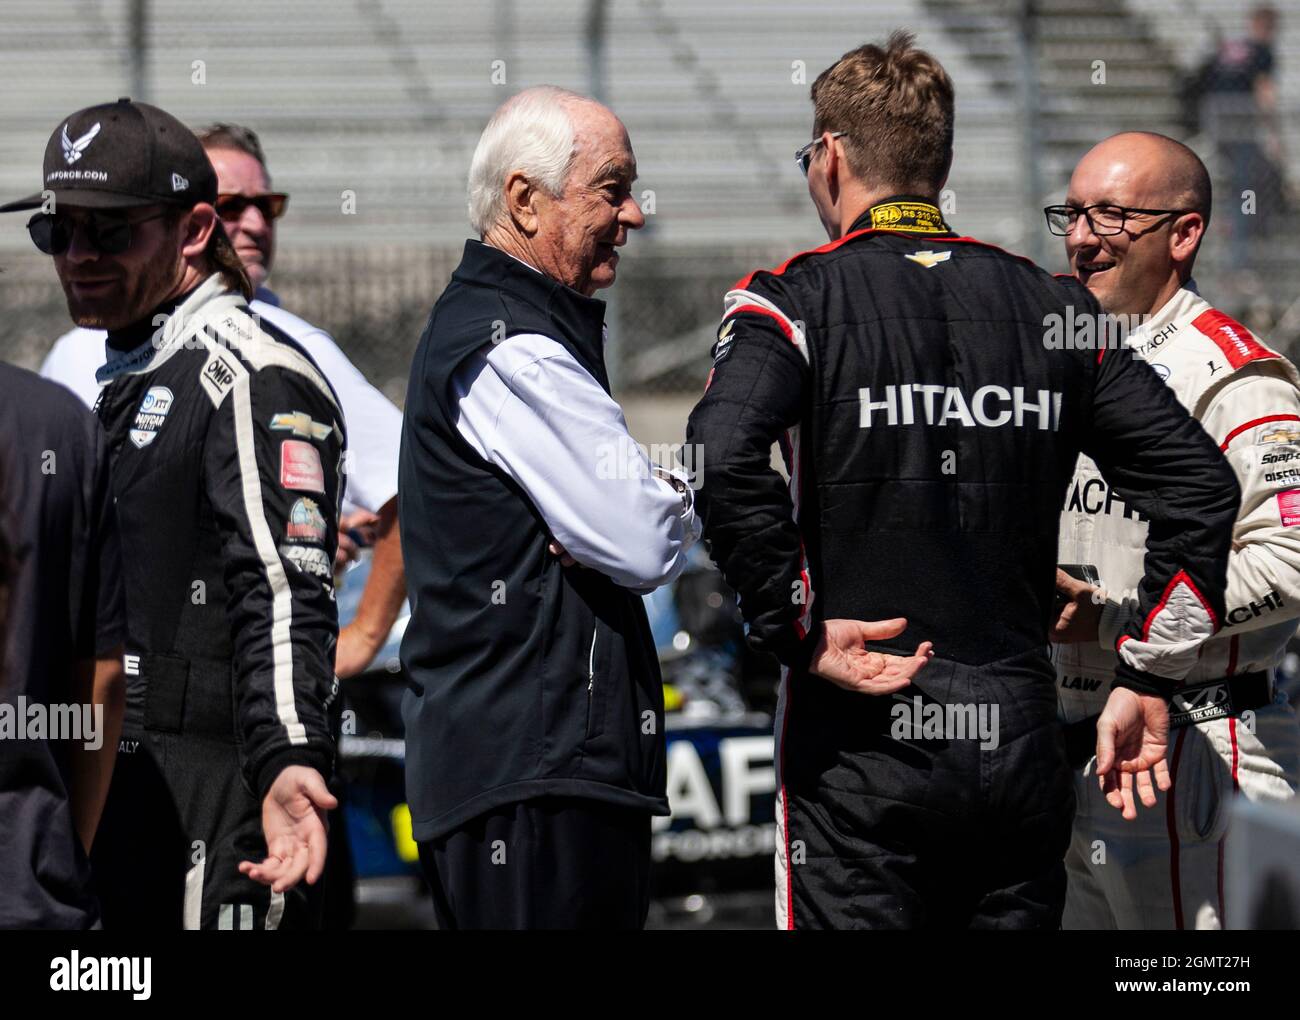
[503,171,540,236]
[822,131,841,187]
[1170,211,1205,267]
[180,204,218,260]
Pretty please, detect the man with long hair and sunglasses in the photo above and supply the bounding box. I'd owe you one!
[1047,131,1300,929]
[687,34,1242,929]
[1,98,345,929]
[40,122,406,687]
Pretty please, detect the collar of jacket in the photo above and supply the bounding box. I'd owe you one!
[1127,280,1208,348]
[97,273,244,383]
[849,195,954,236]
[454,238,608,363]
[253,284,281,307]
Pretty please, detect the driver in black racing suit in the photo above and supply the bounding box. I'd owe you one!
[1,98,345,929]
[687,35,1240,929]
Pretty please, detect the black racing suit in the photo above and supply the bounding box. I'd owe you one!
[89,274,345,930]
[686,197,1240,929]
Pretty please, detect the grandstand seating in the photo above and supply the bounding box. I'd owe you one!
[0,0,1295,384]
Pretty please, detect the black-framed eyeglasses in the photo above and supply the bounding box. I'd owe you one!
[215,192,289,222]
[796,131,848,177]
[26,208,171,256]
[1043,203,1193,237]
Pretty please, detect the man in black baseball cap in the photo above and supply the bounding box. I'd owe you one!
[1,97,249,332]
[3,99,346,930]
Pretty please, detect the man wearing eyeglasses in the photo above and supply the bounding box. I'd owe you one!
[1048,131,1300,930]
[2,98,345,929]
[40,122,406,685]
[687,35,1242,929]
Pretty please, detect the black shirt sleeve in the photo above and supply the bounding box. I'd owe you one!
[686,296,820,672]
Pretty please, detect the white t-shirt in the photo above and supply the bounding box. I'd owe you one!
[39,288,401,516]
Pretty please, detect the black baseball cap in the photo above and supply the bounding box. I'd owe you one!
[0,97,218,213]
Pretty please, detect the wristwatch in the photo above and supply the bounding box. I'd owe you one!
[653,466,692,515]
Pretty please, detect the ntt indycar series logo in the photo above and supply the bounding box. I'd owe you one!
[859,384,1062,431]
[128,386,174,449]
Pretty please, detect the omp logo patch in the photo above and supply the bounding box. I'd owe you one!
[199,351,239,406]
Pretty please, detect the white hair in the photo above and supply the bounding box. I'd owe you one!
[467,85,586,235]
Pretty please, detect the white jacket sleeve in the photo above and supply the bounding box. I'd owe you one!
[451,333,699,590]
[1202,365,1300,637]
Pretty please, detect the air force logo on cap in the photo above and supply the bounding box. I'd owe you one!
[60,122,100,165]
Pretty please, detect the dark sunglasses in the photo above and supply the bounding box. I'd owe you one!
[215,192,288,222]
[26,209,170,256]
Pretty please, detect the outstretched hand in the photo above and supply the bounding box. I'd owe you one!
[1095,687,1171,820]
[809,618,934,695]
[239,765,338,893]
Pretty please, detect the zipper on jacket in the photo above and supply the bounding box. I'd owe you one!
[587,628,597,694]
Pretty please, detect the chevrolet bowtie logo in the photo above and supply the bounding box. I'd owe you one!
[269,412,332,441]
[1259,425,1300,445]
[904,250,952,269]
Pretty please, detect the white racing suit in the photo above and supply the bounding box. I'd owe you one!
[1055,283,1300,929]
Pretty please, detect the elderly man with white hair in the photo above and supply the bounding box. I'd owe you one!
[398,86,699,929]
